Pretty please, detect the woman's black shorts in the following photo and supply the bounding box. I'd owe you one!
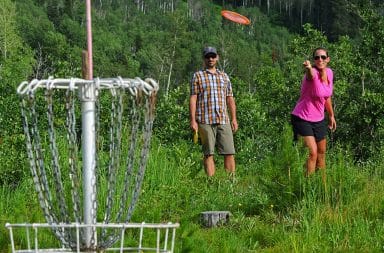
[291,114,327,142]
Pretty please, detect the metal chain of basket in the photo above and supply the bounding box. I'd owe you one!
[18,77,158,250]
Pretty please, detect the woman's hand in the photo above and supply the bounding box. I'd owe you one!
[328,115,336,132]
[303,60,312,69]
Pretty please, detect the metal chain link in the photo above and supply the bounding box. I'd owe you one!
[101,91,142,248]
[101,89,156,247]
[66,88,82,223]
[101,87,121,241]
[90,167,97,248]
[45,89,72,246]
[21,95,53,223]
[65,88,83,248]
[125,92,156,222]
[18,78,158,250]
[20,93,69,246]
[46,91,69,215]
[117,95,140,220]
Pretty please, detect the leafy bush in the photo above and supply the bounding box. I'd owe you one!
[0,134,28,187]
[153,84,190,144]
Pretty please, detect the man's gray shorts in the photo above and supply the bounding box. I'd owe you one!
[198,123,235,156]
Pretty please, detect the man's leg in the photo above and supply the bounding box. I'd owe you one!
[199,124,216,177]
[224,154,235,174]
[217,124,235,175]
[204,155,215,177]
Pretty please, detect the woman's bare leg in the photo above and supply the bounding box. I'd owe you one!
[303,136,318,176]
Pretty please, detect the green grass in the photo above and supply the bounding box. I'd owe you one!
[1,134,384,252]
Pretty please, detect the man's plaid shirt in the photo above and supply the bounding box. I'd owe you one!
[190,69,233,125]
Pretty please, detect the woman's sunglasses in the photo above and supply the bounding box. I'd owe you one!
[314,55,327,60]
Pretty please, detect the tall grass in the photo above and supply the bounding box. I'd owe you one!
[1,127,384,252]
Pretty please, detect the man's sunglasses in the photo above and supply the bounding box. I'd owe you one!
[205,54,217,59]
[314,55,327,60]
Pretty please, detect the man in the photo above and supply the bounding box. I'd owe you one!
[190,46,238,177]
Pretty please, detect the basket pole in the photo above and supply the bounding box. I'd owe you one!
[86,0,93,79]
[82,0,96,248]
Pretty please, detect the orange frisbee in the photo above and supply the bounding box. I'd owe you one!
[221,10,251,25]
[193,130,198,144]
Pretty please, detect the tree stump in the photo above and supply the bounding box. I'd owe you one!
[200,211,231,227]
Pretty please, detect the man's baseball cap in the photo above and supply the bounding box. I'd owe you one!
[203,47,217,56]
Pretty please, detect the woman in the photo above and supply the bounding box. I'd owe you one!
[291,47,337,177]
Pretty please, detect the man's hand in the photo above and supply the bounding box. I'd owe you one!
[231,119,238,133]
[190,120,198,132]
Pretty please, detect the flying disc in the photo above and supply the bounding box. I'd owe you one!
[193,130,198,144]
[221,10,251,25]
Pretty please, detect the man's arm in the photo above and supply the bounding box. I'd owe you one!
[227,96,238,132]
[190,94,198,132]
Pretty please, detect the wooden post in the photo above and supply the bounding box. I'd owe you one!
[82,50,89,79]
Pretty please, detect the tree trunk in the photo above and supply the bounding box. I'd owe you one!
[300,0,303,27]
[166,34,177,98]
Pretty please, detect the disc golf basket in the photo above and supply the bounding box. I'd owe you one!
[5,77,179,252]
[6,1,178,251]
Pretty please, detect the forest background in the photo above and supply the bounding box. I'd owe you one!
[0,0,384,252]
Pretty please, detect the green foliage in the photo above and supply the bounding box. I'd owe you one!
[153,85,190,143]
[332,5,384,161]
[232,87,270,164]
[289,23,330,58]
[253,66,290,120]
[0,0,21,59]
[0,0,35,186]
[2,137,384,252]
[1,1,384,251]
[0,135,28,186]
[2,0,383,183]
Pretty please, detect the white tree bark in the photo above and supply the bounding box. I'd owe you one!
[166,34,177,98]
[0,0,18,59]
